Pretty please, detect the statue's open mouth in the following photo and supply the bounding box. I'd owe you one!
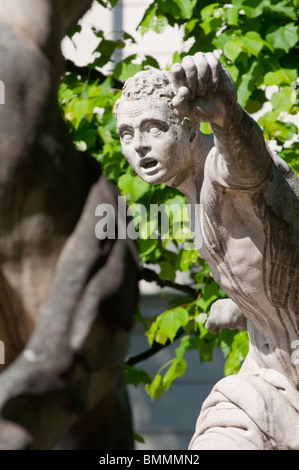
[140,158,158,170]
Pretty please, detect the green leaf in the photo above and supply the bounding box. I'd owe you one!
[113,55,143,81]
[279,142,299,175]
[102,108,116,131]
[158,260,176,282]
[245,89,265,114]
[264,69,297,87]
[143,55,160,69]
[226,65,239,83]
[162,358,187,390]
[125,366,152,387]
[224,330,249,375]
[200,17,222,36]
[133,433,145,444]
[198,333,219,362]
[67,24,82,39]
[94,38,117,65]
[237,62,264,107]
[154,15,169,34]
[224,348,243,375]
[213,30,235,50]
[177,248,199,272]
[243,31,264,56]
[139,7,169,36]
[266,23,299,53]
[145,374,164,400]
[58,83,76,104]
[258,112,298,143]
[138,238,158,257]
[271,86,295,113]
[118,174,150,200]
[175,335,191,360]
[157,307,189,342]
[219,329,239,358]
[145,320,159,347]
[224,6,239,25]
[197,281,223,312]
[224,38,244,62]
[158,0,197,20]
[266,0,298,20]
[201,3,220,21]
[65,98,91,129]
[185,19,199,38]
[232,0,265,18]
[200,122,213,134]
[138,4,157,35]
[237,73,255,107]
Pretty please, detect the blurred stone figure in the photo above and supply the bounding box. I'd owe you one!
[0,0,139,450]
[115,53,299,450]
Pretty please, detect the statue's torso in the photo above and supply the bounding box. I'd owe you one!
[196,148,299,384]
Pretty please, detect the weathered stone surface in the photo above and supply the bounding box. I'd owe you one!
[115,53,299,450]
[0,0,139,450]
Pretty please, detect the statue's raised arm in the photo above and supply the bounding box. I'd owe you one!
[170,52,272,190]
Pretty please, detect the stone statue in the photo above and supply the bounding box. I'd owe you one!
[114,52,299,450]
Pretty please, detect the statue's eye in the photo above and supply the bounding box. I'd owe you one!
[148,126,161,135]
[121,131,133,142]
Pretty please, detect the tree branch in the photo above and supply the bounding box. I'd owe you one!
[140,266,198,297]
[126,328,185,367]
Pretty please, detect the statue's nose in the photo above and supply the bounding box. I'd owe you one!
[133,130,150,155]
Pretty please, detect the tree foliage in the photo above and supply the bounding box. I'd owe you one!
[59,0,299,400]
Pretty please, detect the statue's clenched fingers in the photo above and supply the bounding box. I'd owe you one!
[193,52,211,97]
[170,63,187,93]
[181,56,197,100]
[205,52,220,91]
[220,66,237,99]
[172,86,190,116]
[214,58,238,104]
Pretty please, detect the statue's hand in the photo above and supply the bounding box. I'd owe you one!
[170,52,237,128]
[205,298,247,334]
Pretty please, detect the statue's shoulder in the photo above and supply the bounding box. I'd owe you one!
[203,144,271,193]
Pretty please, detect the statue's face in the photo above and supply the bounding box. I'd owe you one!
[116,98,193,186]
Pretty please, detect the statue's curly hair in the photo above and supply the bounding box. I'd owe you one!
[114,68,176,119]
[113,68,199,133]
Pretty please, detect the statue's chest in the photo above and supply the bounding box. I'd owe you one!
[198,190,266,299]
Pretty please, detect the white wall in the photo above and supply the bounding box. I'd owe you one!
[62,0,186,70]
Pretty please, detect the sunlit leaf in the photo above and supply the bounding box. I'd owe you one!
[266,23,299,52]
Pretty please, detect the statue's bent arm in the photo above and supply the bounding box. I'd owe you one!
[171,53,273,191]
